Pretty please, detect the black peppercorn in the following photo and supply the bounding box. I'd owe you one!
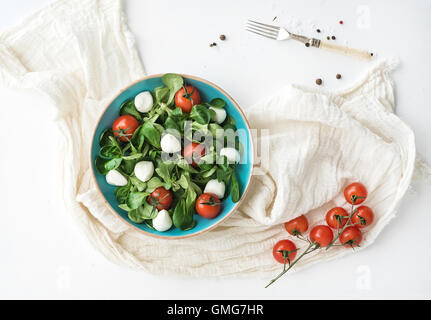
[336,74,342,79]
[331,36,336,40]
[219,35,226,41]
[316,78,323,85]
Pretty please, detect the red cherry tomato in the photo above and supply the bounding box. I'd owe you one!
[147,187,173,211]
[309,225,334,247]
[344,182,367,205]
[352,206,374,228]
[339,226,362,248]
[195,193,221,219]
[183,142,206,167]
[175,86,201,113]
[272,240,297,264]
[284,215,309,236]
[326,207,349,229]
[112,115,139,142]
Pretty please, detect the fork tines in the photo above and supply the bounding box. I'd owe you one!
[246,20,280,39]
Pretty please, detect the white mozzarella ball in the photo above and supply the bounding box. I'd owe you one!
[152,209,173,232]
[161,133,181,153]
[210,107,227,124]
[134,91,153,113]
[134,161,154,182]
[220,147,241,163]
[204,179,226,199]
[105,170,128,186]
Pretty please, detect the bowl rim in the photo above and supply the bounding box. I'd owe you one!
[89,73,254,239]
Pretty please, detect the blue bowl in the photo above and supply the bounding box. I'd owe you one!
[91,74,253,239]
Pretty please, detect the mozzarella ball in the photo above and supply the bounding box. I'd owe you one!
[134,161,154,182]
[204,179,226,199]
[134,91,153,113]
[220,147,241,163]
[161,133,181,153]
[210,107,227,124]
[152,209,172,232]
[106,170,128,186]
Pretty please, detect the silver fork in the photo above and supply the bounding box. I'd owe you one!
[246,20,373,61]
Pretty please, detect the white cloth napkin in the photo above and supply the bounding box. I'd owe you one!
[0,0,420,277]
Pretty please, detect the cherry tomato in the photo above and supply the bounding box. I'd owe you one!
[147,187,173,211]
[195,193,221,219]
[309,225,334,247]
[112,115,139,142]
[284,215,309,236]
[339,226,362,248]
[273,240,297,264]
[175,85,201,113]
[344,182,367,205]
[351,205,374,228]
[183,142,206,167]
[326,207,349,229]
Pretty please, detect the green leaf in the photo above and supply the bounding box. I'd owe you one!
[99,129,114,147]
[230,171,240,203]
[172,198,195,230]
[120,99,142,120]
[141,121,161,148]
[121,158,139,175]
[115,182,131,203]
[201,166,217,178]
[208,98,226,109]
[128,209,145,224]
[118,203,132,211]
[100,145,122,159]
[131,125,145,151]
[95,156,109,175]
[130,176,147,192]
[171,107,184,120]
[162,73,184,106]
[140,202,159,220]
[104,158,123,171]
[209,123,223,138]
[122,153,143,161]
[176,159,199,173]
[190,104,211,125]
[146,177,165,193]
[164,117,181,131]
[155,161,174,183]
[153,86,170,104]
[127,191,149,210]
[176,174,189,189]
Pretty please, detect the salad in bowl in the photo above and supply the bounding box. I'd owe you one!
[92,73,253,238]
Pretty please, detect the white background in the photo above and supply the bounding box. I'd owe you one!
[1,0,430,299]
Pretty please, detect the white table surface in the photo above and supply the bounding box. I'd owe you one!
[1,0,430,300]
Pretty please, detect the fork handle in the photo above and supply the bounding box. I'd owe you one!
[319,41,373,61]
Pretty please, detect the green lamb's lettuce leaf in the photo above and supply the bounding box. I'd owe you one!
[104,158,123,171]
[130,176,147,192]
[145,177,165,193]
[162,73,184,106]
[141,122,161,149]
[190,104,212,125]
[95,156,109,175]
[99,128,114,147]
[127,191,150,210]
[153,86,170,105]
[120,99,142,120]
[207,98,226,109]
[230,171,240,203]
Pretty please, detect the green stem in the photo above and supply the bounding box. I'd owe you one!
[265,242,317,288]
[326,206,357,250]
